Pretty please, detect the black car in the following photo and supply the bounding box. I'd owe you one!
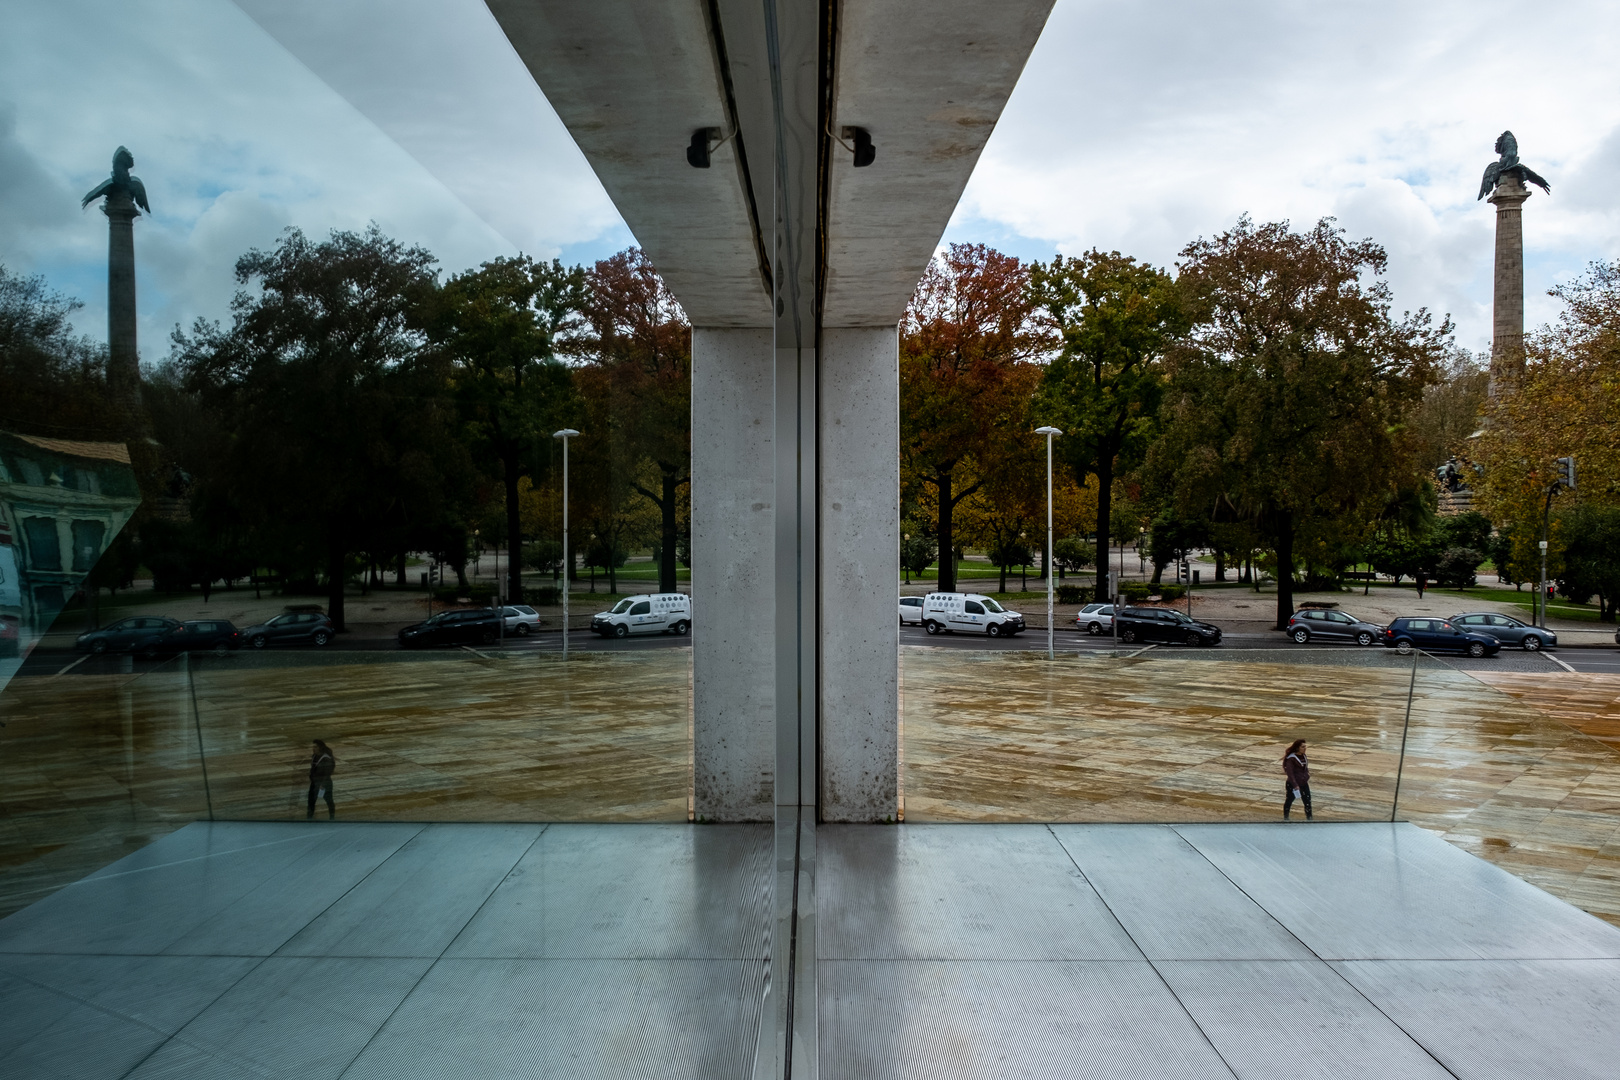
[135,619,243,658]
[76,615,182,654]
[1383,617,1501,658]
[239,611,334,649]
[1447,612,1556,651]
[1115,606,1223,646]
[398,608,502,649]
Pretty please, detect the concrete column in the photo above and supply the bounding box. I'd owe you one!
[819,326,899,821]
[691,327,777,821]
[102,189,143,421]
[1488,172,1531,396]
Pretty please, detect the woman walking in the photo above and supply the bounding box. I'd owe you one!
[307,739,336,819]
[1283,738,1311,820]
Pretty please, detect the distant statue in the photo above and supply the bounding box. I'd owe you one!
[1477,131,1549,200]
[81,146,151,214]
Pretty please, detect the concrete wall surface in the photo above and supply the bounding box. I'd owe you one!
[819,327,900,821]
[692,328,777,820]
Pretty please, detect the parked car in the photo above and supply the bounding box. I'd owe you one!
[1115,606,1223,646]
[1447,612,1556,651]
[591,594,692,638]
[899,596,925,626]
[398,608,502,648]
[501,604,542,636]
[239,611,334,649]
[1075,603,1116,635]
[135,619,242,658]
[921,593,1024,637]
[1383,617,1501,657]
[76,615,182,654]
[1285,608,1385,646]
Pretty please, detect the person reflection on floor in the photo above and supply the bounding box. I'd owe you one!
[1283,739,1312,820]
[307,740,336,820]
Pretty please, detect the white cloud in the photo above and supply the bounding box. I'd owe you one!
[949,0,1620,349]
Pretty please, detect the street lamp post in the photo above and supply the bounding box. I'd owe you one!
[553,429,579,657]
[1035,426,1062,661]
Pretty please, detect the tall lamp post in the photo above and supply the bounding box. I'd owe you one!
[553,429,579,656]
[1035,426,1062,660]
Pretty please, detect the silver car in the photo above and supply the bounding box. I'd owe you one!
[500,604,542,636]
[1286,608,1384,646]
[1075,603,1116,635]
[1448,612,1556,651]
[899,596,925,626]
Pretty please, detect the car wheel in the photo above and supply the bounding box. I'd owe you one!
[515,623,530,636]
[673,620,689,636]
[213,643,230,656]
[1468,641,1487,658]
[1395,639,1414,656]
[251,635,268,649]
[1186,631,1202,646]
[312,630,330,647]
[1356,631,1374,646]
[987,623,1002,638]
[1291,628,1310,644]
[1088,622,1103,635]
[924,620,940,635]
[480,630,497,645]
[91,639,108,655]
[1522,634,1542,651]
[613,624,629,639]
[1121,629,1137,644]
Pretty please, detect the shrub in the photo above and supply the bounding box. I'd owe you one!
[530,585,562,606]
[1158,585,1186,601]
[1121,582,1153,602]
[1056,584,1090,605]
[1435,547,1484,589]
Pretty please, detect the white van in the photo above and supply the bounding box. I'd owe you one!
[591,593,692,638]
[922,592,1025,637]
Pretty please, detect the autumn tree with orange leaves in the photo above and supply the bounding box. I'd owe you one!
[900,244,1050,593]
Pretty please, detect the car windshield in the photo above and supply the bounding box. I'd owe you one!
[981,598,1004,613]
[1169,611,1192,622]
[610,599,634,614]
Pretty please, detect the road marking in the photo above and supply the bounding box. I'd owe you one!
[52,655,89,678]
[1545,651,1576,673]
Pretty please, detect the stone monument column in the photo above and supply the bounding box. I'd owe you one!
[1487,171,1531,395]
[102,188,143,420]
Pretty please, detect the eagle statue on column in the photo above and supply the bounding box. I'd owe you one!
[1477,131,1550,200]
[82,146,152,214]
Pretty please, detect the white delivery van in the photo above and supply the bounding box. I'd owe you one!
[590,593,692,638]
[921,592,1025,637]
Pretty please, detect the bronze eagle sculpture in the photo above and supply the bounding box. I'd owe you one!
[82,146,151,214]
[1478,131,1549,200]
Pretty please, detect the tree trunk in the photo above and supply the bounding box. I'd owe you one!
[937,469,956,593]
[659,469,679,593]
[396,552,406,589]
[1274,514,1295,630]
[504,456,524,603]
[1214,549,1226,582]
[327,539,346,631]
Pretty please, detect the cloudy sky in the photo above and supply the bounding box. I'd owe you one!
[2,0,1617,360]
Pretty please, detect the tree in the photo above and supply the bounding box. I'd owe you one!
[1156,217,1448,628]
[1556,503,1620,621]
[1410,348,1490,472]
[430,256,586,603]
[579,249,690,593]
[0,265,121,440]
[901,244,1049,593]
[174,226,463,630]
[1030,250,1182,599]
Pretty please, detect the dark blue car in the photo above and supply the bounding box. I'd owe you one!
[1383,617,1501,658]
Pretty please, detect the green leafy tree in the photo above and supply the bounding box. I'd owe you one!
[1155,217,1448,628]
[1030,251,1182,599]
[174,226,467,630]
[430,256,586,603]
[1556,503,1620,621]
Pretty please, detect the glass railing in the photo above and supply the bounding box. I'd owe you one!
[899,645,1435,823]
[0,644,694,917]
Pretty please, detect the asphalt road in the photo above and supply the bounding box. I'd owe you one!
[18,619,1616,679]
